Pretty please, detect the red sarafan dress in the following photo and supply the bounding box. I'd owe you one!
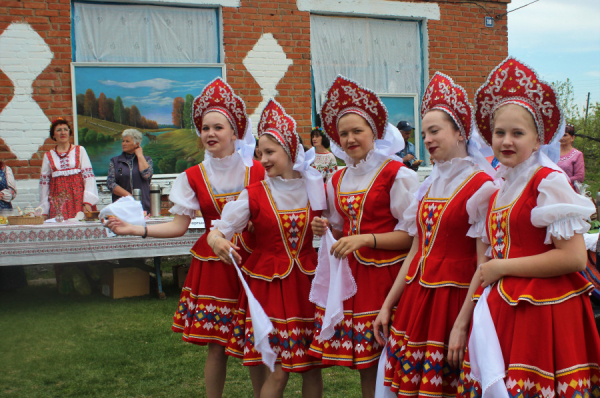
[215,177,322,372]
[170,154,264,346]
[458,155,600,398]
[39,144,99,218]
[309,151,419,369]
[383,158,495,397]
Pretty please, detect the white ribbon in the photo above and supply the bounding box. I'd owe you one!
[293,146,327,210]
[309,229,357,340]
[468,285,509,398]
[236,118,256,168]
[374,341,396,398]
[228,248,276,372]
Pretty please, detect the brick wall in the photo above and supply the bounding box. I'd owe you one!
[222,0,312,142]
[428,0,510,99]
[0,0,73,181]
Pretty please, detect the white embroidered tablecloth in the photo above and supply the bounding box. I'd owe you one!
[0,219,204,266]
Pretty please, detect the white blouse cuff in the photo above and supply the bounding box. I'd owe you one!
[484,245,493,258]
[169,204,197,219]
[467,220,488,240]
[211,220,236,241]
[544,216,591,244]
[397,197,419,236]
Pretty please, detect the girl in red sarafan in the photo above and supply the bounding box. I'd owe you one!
[168,78,264,397]
[374,72,496,398]
[310,76,419,398]
[207,99,327,397]
[458,57,600,398]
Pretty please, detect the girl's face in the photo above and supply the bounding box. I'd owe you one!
[53,123,71,144]
[422,110,465,162]
[559,133,574,147]
[121,135,138,154]
[337,113,375,163]
[312,134,323,148]
[258,135,294,179]
[200,111,237,158]
[492,104,540,168]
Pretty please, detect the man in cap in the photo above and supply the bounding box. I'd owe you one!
[396,121,422,171]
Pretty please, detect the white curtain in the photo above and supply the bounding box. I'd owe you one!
[311,15,423,109]
[73,2,219,63]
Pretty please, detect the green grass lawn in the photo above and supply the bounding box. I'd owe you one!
[0,276,362,398]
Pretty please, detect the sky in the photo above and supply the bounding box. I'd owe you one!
[506,0,600,112]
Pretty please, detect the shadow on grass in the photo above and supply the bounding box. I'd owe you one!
[0,281,362,397]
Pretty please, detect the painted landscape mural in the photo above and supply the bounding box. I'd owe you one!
[73,65,223,176]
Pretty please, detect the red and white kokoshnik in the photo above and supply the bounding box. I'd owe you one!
[421,71,474,139]
[257,99,301,163]
[475,56,563,146]
[320,75,388,147]
[192,77,249,139]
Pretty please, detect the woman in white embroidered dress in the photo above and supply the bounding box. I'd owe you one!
[39,118,98,219]
[309,76,419,398]
[310,127,338,182]
[106,78,264,398]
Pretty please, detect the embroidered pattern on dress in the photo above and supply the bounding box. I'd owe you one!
[489,207,510,259]
[339,193,366,236]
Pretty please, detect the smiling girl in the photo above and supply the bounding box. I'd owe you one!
[207,99,326,398]
[373,73,496,398]
[309,76,419,398]
[106,78,264,398]
[457,58,600,397]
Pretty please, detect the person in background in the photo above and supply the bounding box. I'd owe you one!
[558,123,585,190]
[40,118,99,218]
[396,121,423,171]
[107,129,153,213]
[310,127,338,182]
[0,160,16,209]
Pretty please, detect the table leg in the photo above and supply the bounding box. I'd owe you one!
[154,257,166,299]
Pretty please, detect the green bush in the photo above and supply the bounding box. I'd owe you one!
[175,159,189,173]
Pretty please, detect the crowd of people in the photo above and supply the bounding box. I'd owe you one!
[103,57,600,398]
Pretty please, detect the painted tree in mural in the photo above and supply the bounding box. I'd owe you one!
[76,94,85,115]
[84,88,97,118]
[114,96,125,125]
[130,105,142,128]
[98,93,107,120]
[183,94,193,130]
[172,97,185,128]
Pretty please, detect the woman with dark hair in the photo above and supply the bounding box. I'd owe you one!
[0,160,16,210]
[558,123,585,189]
[310,127,337,182]
[40,118,98,219]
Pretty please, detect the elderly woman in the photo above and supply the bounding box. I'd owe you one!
[40,118,99,219]
[107,129,153,212]
[0,160,16,209]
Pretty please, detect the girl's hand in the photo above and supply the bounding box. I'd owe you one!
[212,236,242,265]
[447,321,468,369]
[373,305,393,346]
[312,217,329,237]
[480,259,505,287]
[330,234,370,259]
[103,216,137,236]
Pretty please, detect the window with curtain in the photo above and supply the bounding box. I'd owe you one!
[310,14,428,164]
[73,2,220,63]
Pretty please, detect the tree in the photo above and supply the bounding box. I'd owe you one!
[105,98,115,122]
[124,107,131,127]
[552,79,580,121]
[76,94,85,116]
[176,159,189,173]
[172,97,185,128]
[98,93,108,120]
[158,154,177,174]
[84,89,97,118]
[130,105,142,128]
[85,129,98,144]
[114,96,125,125]
[183,94,194,130]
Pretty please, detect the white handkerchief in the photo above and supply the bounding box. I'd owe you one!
[309,229,357,340]
[375,341,396,398]
[99,196,145,226]
[228,249,276,372]
[469,286,509,398]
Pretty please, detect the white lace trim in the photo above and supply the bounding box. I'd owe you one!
[544,216,591,245]
[169,204,197,219]
[51,168,82,178]
[467,220,488,240]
